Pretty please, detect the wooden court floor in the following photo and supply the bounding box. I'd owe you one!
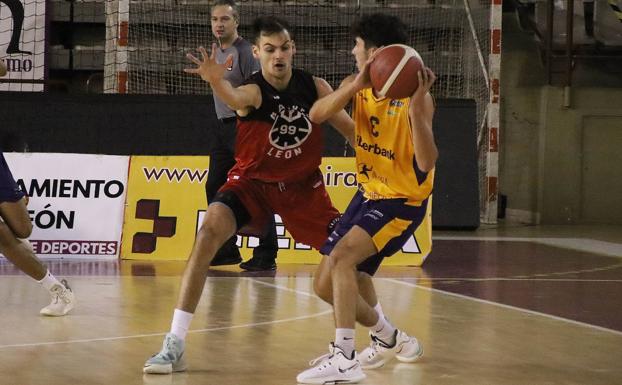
[1,225,622,385]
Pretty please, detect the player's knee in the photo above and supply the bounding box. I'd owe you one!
[10,221,32,239]
[331,234,361,265]
[0,222,17,251]
[313,274,332,302]
[329,247,355,270]
[197,217,233,247]
[198,220,220,241]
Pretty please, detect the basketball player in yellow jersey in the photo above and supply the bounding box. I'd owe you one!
[297,13,437,384]
[352,88,435,204]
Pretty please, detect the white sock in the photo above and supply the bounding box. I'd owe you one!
[371,312,397,346]
[374,302,385,320]
[37,270,61,292]
[335,328,355,358]
[170,308,194,341]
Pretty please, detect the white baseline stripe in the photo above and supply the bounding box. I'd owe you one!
[400,277,622,283]
[384,278,622,337]
[398,260,622,280]
[433,236,622,258]
[0,310,333,349]
[246,277,317,298]
[0,278,329,349]
[1,275,618,283]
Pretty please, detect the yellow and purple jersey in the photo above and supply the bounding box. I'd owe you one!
[352,88,434,206]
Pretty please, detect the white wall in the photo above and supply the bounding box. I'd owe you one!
[500,12,622,224]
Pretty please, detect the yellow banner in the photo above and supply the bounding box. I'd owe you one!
[121,156,209,261]
[121,156,431,265]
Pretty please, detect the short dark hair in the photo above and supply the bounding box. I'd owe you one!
[212,0,239,23]
[251,16,293,44]
[350,13,409,49]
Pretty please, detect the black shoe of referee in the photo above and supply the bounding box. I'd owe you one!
[239,254,277,271]
[210,236,243,266]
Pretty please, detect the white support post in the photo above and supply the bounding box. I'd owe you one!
[482,0,502,224]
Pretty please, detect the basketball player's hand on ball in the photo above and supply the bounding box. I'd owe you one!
[352,52,378,91]
[411,67,436,103]
[185,44,233,84]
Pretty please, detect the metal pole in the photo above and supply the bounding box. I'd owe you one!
[564,0,574,107]
[566,0,574,87]
[545,0,554,84]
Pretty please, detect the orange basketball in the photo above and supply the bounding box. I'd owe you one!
[369,44,424,99]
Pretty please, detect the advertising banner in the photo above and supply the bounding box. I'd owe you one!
[2,153,128,259]
[121,155,210,261]
[0,0,46,91]
[122,156,431,266]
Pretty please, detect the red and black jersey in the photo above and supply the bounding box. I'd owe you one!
[231,69,323,183]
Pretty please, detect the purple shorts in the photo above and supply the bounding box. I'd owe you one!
[320,189,428,276]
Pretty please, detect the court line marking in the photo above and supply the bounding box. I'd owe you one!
[2,274,620,283]
[0,277,331,350]
[402,278,622,282]
[397,260,622,282]
[510,262,622,277]
[385,278,622,337]
[2,274,621,282]
[245,277,317,297]
[433,236,622,258]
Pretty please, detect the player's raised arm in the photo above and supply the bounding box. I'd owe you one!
[408,67,438,172]
[185,44,261,111]
[312,77,354,145]
[309,51,375,125]
[309,74,363,125]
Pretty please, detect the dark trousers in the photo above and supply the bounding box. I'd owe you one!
[206,117,278,259]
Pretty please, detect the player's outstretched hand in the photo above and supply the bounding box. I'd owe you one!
[184,44,233,84]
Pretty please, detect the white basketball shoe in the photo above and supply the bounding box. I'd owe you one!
[143,333,187,374]
[40,279,76,316]
[297,343,366,384]
[359,330,423,369]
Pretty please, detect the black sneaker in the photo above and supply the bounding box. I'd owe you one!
[211,238,242,266]
[239,254,277,271]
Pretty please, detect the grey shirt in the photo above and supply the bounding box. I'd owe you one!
[214,37,260,119]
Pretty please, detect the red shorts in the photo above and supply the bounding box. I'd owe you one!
[219,170,339,250]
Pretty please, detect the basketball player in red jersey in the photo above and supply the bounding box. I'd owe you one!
[143,16,353,374]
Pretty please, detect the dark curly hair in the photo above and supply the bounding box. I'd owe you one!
[350,13,409,49]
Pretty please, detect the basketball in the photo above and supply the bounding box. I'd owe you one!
[369,44,424,99]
